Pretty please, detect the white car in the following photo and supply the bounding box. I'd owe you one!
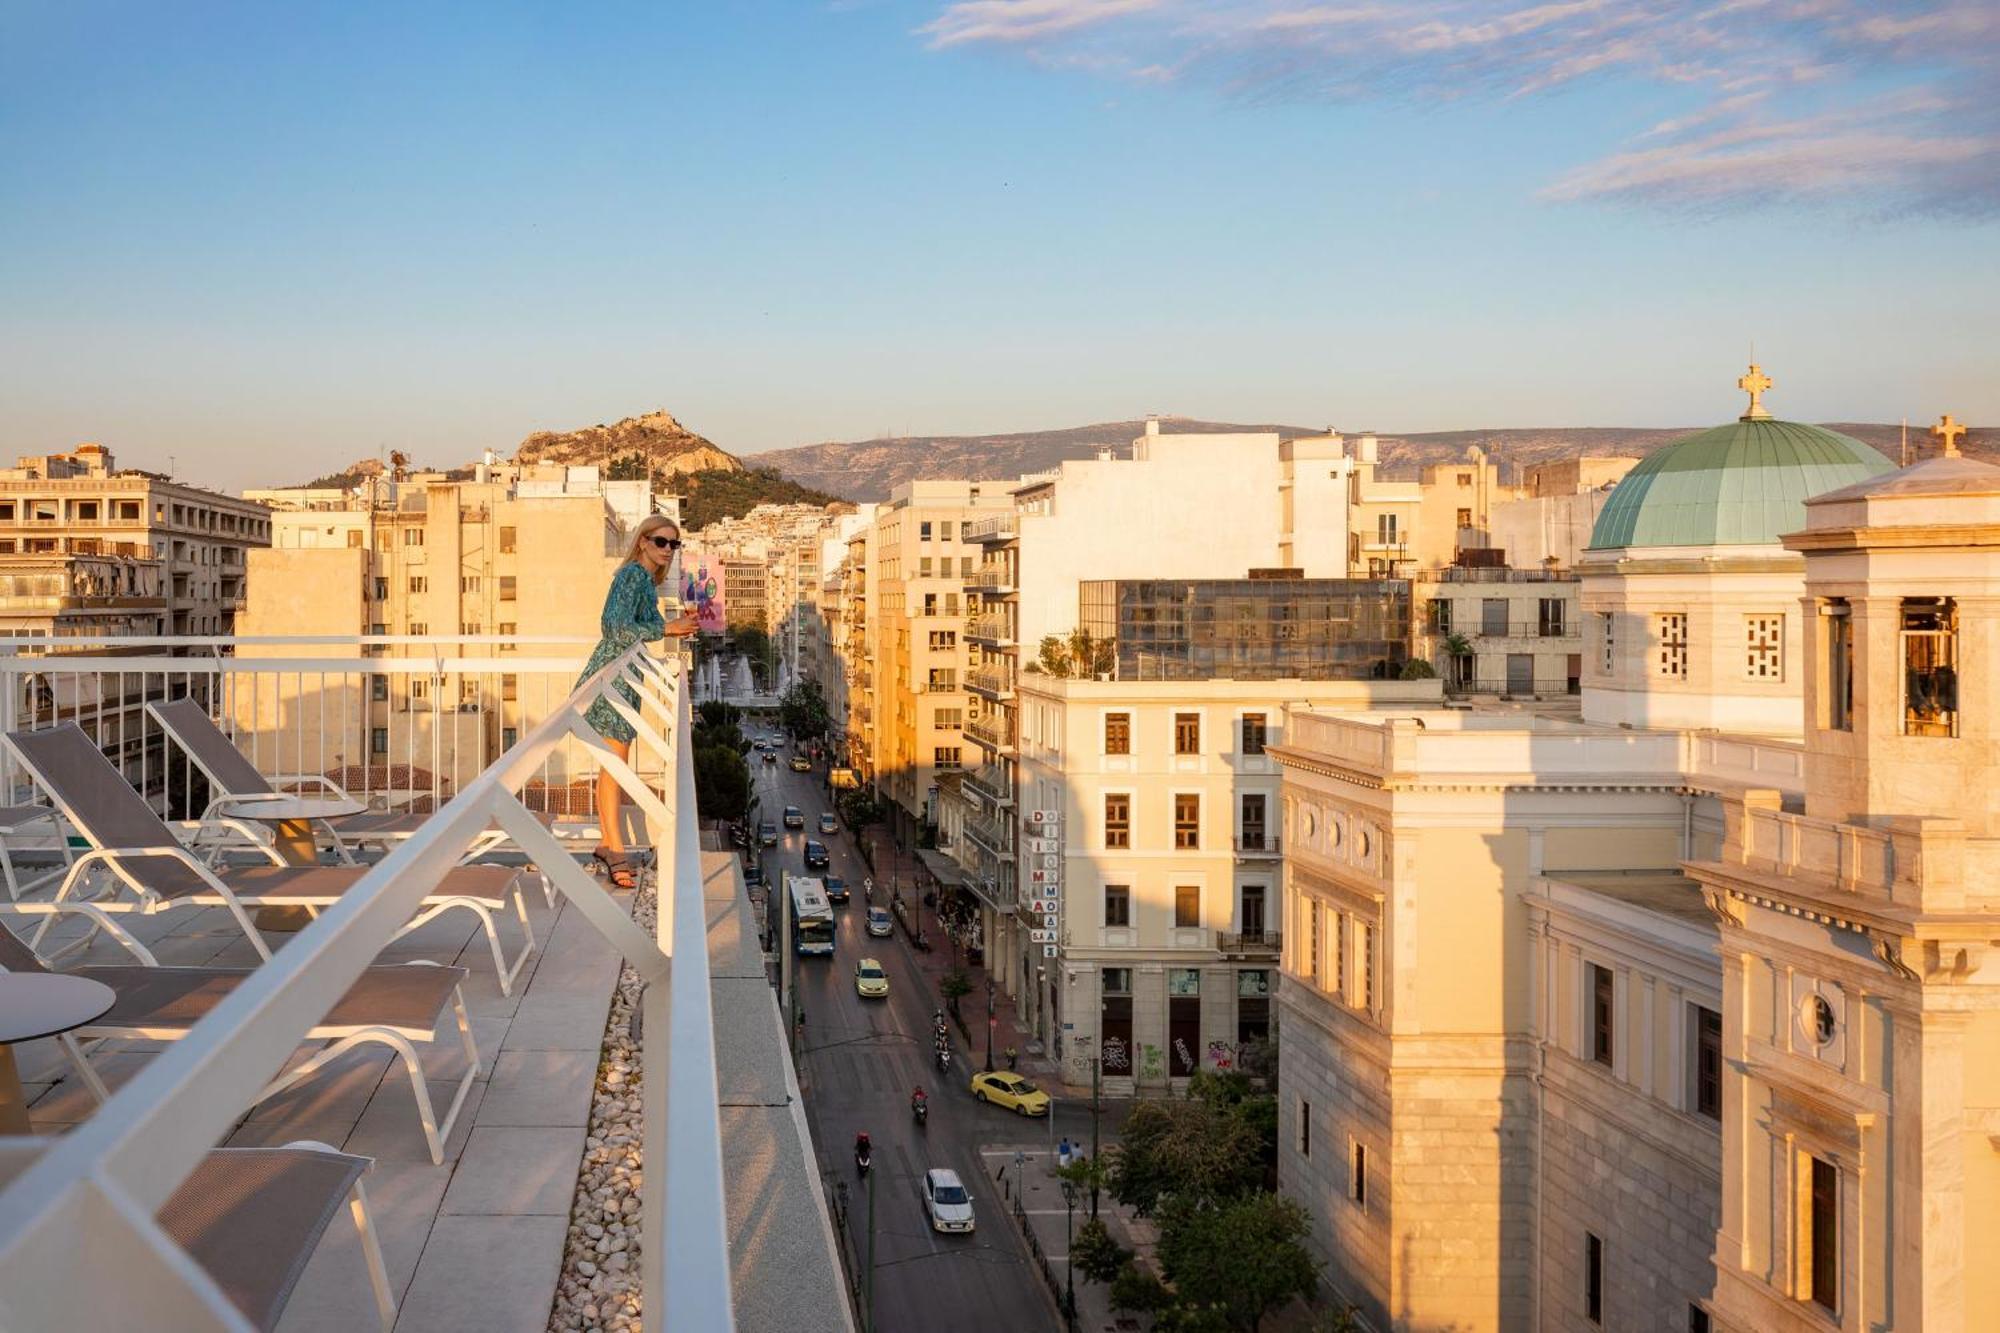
[922,1168,975,1233]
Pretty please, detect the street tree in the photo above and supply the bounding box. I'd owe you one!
[1154,1192,1318,1332]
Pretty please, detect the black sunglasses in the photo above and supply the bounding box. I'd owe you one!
[648,535,683,550]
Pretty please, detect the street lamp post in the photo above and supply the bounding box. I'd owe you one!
[984,975,996,1072]
[1060,1178,1077,1325]
[1089,1055,1101,1218]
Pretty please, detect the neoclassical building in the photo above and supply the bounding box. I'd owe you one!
[1275,381,1995,1331]
[1580,366,1892,737]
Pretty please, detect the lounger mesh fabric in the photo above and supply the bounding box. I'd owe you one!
[156,1147,371,1332]
[0,922,467,1037]
[8,723,216,899]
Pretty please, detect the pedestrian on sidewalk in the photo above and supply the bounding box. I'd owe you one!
[1058,1137,1073,1170]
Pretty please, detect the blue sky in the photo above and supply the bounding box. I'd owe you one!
[1,1,1994,489]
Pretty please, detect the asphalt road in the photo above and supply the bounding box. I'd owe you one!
[745,743,1112,1333]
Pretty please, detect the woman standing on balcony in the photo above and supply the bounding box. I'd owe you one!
[581,514,696,887]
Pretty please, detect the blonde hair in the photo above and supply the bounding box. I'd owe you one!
[622,514,681,587]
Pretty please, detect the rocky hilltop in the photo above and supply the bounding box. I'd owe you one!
[515,409,740,477]
[746,417,1992,501]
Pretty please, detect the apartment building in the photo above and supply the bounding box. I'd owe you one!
[1490,455,1639,571]
[0,445,270,637]
[239,469,670,786]
[1413,567,1582,699]
[859,481,1013,839]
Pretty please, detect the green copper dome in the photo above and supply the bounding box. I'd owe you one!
[1587,418,1892,550]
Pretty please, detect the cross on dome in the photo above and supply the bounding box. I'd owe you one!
[1932,413,1967,458]
[1737,363,1773,421]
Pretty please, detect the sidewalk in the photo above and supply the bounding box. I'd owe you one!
[857,827,1060,1086]
[982,1141,1154,1333]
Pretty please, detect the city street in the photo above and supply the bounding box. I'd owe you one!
[745,745,1117,1333]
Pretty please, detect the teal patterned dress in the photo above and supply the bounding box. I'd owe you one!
[579,562,667,742]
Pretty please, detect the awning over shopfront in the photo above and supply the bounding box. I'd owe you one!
[916,849,967,889]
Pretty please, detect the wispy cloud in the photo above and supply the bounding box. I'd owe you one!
[912,0,2000,217]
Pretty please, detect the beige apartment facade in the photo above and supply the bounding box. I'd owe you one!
[1018,676,1437,1091]
[0,445,269,637]
[1414,567,1582,699]
[240,475,653,790]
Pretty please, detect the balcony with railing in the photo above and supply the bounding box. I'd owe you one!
[965,614,1015,647]
[967,565,1015,594]
[965,515,1017,544]
[966,664,1014,701]
[959,763,1015,809]
[1216,930,1282,956]
[1233,831,1282,859]
[962,810,1016,862]
[0,634,845,1332]
[965,711,1013,755]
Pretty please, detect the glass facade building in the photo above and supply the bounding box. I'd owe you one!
[1078,578,1410,681]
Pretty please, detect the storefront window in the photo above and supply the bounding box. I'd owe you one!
[1168,969,1202,1077]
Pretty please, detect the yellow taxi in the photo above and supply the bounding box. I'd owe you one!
[854,957,890,999]
[968,1070,1051,1116]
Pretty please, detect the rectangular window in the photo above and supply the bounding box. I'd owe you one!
[499,576,516,602]
[1101,969,1133,1076]
[371,674,388,701]
[1586,1232,1604,1324]
[1809,1155,1838,1311]
[1601,612,1615,674]
[944,593,959,617]
[501,674,518,702]
[1376,513,1398,545]
[1481,598,1508,637]
[932,746,961,769]
[1455,506,1472,528]
[1333,911,1346,1000]
[408,576,427,594]
[1103,884,1130,928]
[1302,900,1320,986]
[1657,612,1688,678]
[960,556,973,577]
[1539,597,1566,637]
[1591,963,1615,1066]
[1104,793,1130,849]
[1427,598,1452,634]
[1174,793,1200,849]
[499,526,516,554]
[1689,1306,1710,1333]
[460,622,481,636]
[408,621,428,636]
[1104,712,1131,754]
[1240,712,1267,755]
[372,577,387,601]
[1174,884,1200,928]
[1692,1004,1722,1119]
[369,622,387,636]
[1348,1139,1368,1208]
[928,630,956,650]
[1824,600,1854,730]
[403,528,424,546]
[1174,712,1200,755]
[919,557,933,578]
[933,708,962,729]
[1360,920,1375,1010]
[370,727,388,755]
[1746,614,1783,679]
[501,726,517,749]
[919,521,932,540]
[460,575,480,594]
[1240,793,1268,850]
[1299,1099,1311,1158]
[1901,597,1958,737]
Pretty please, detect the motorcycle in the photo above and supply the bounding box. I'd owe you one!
[855,1135,873,1177]
[912,1097,929,1128]
[935,1046,952,1073]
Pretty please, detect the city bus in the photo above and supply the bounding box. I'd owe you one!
[788,875,836,957]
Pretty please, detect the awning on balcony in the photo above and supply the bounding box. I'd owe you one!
[916,848,967,888]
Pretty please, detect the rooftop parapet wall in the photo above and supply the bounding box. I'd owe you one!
[1717,787,1998,914]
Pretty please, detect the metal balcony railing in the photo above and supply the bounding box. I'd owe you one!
[1217,930,1282,955]
[965,615,1014,646]
[966,666,1014,700]
[967,566,1015,592]
[1233,832,1282,858]
[0,638,736,1329]
[965,515,1017,543]
[959,765,1015,809]
[965,713,1013,753]
[963,811,1016,861]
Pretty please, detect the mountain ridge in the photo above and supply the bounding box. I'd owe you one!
[745,417,1993,501]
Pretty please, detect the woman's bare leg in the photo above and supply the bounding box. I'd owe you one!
[596,736,632,855]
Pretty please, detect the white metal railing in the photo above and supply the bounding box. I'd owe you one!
[0,643,734,1330]
[0,635,603,819]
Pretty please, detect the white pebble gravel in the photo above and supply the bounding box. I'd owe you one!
[546,876,656,1332]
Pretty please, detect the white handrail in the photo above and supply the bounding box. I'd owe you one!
[0,644,733,1330]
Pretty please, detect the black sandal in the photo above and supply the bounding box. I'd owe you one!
[590,847,638,889]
